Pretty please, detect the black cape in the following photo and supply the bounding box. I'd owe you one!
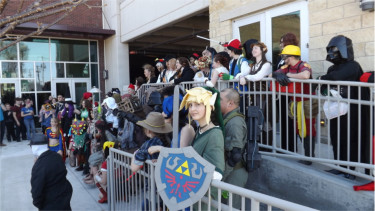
[31,150,73,210]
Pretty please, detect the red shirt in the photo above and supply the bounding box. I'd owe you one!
[276,60,313,101]
[12,105,23,121]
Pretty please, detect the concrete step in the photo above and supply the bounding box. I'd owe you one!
[247,155,374,211]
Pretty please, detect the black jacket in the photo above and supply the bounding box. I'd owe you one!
[31,150,73,210]
[173,66,195,84]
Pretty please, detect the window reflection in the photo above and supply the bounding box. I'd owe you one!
[21,62,34,78]
[239,22,261,43]
[21,79,35,91]
[91,64,98,87]
[51,63,65,78]
[66,63,89,78]
[1,83,16,105]
[75,83,87,104]
[271,11,300,70]
[51,39,89,62]
[2,62,18,78]
[36,62,51,91]
[0,41,17,60]
[90,41,98,62]
[20,38,49,61]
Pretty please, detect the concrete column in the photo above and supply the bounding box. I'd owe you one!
[103,0,130,93]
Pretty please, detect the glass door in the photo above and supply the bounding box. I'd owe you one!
[53,79,90,104]
[0,80,20,105]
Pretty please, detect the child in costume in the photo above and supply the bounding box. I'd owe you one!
[45,117,66,161]
[71,118,88,171]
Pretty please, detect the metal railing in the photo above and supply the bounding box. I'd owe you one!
[108,148,318,211]
[134,78,374,180]
[213,78,375,180]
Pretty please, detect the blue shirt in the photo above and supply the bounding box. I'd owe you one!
[0,107,4,121]
[21,107,34,120]
[134,137,165,166]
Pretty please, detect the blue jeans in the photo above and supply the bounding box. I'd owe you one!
[23,118,35,140]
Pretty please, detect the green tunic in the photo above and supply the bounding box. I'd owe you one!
[192,126,225,210]
[192,126,225,175]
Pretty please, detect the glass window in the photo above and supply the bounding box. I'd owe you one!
[90,41,98,62]
[51,39,89,62]
[21,79,35,91]
[0,41,17,60]
[271,11,300,70]
[56,83,70,98]
[19,38,49,61]
[20,62,34,78]
[0,83,16,105]
[239,22,261,43]
[2,62,18,78]
[35,62,51,91]
[37,93,51,116]
[74,82,87,104]
[91,64,98,87]
[66,63,89,78]
[51,63,65,78]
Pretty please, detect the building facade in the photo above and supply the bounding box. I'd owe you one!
[102,0,373,92]
[0,0,114,114]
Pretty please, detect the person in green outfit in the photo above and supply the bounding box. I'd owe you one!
[179,87,225,209]
[220,88,248,209]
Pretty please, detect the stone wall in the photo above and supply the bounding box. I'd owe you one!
[309,0,374,75]
[209,0,374,75]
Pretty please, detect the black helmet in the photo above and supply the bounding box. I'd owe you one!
[147,91,162,106]
[30,134,48,145]
[326,35,354,64]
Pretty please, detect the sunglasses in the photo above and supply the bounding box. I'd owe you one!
[281,55,292,60]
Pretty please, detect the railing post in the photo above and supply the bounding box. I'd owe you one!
[150,163,156,211]
[108,149,114,211]
[271,79,277,153]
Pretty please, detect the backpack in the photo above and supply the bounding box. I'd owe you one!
[243,106,264,172]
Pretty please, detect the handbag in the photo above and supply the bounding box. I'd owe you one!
[323,89,349,119]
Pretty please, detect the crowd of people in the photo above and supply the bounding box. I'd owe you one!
[0,33,373,210]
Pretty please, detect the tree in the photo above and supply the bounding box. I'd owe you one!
[0,0,95,52]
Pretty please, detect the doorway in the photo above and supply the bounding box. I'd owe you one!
[53,79,90,104]
[0,81,20,105]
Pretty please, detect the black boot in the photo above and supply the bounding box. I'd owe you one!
[299,136,315,165]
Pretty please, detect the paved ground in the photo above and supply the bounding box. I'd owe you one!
[0,137,109,211]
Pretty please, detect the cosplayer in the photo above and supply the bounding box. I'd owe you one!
[180,87,224,208]
[41,103,54,134]
[45,117,66,161]
[94,141,117,203]
[71,118,88,171]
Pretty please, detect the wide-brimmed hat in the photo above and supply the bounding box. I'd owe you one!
[63,98,75,104]
[136,112,172,134]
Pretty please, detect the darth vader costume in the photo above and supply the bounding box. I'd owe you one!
[320,35,371,176]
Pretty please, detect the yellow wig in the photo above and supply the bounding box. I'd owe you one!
[179,87,217,125]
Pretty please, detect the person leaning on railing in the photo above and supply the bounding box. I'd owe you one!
[318,35,370,179]
[270,45,317,165]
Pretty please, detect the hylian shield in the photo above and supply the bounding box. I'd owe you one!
[155,146,215,211]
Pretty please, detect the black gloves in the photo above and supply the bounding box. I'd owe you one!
[272,72,290,86]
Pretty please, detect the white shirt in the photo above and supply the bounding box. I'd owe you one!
[233,55,251,79]
[244,62,272,81]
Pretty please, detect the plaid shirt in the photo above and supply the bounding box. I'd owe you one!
[134,137,164,165]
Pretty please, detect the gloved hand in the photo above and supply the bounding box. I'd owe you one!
[272,72,290,86]
[239,77,247,85]
[205,80,214,87]
[221,73,233,80]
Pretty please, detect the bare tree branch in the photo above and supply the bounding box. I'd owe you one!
[17,0,25,14]
[0,0,8,14]
[0,0,86,27]
[0,5,75,52]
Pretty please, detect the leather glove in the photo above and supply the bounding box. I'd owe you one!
[272,72,290,86]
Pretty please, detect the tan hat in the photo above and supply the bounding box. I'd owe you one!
[136,112,172,134]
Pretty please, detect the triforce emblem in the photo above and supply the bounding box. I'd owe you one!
[155,147,215,210]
